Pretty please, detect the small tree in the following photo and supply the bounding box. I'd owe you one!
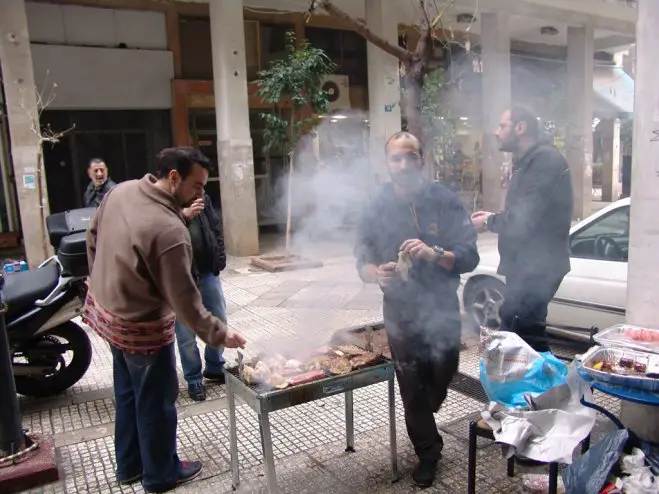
[419,68,455,180]
[15,72,74,261]
[255,31,336,253]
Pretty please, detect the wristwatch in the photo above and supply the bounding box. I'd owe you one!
[483,214,492,232]
[431,245,445,261]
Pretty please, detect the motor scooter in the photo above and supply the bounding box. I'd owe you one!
[5,208,94,397]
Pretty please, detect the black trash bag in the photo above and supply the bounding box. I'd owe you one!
[562,429,629,494]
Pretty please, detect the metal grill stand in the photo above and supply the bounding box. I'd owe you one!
[225,363,399,494]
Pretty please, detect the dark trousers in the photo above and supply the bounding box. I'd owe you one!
[499,273,564,353]
[384,309,460,461]
[111,343,181,491]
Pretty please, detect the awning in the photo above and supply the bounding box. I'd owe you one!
[593,66,634,117]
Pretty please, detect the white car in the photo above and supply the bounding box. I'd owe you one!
[462,198,629,341]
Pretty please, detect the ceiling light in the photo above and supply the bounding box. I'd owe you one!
[540,26,559,36]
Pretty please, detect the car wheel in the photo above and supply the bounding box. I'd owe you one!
[464,277,506,331]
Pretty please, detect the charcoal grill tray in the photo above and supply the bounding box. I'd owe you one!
[225,360,392,413]
[224,326,398,494]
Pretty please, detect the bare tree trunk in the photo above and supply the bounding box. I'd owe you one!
[35,151,49,259]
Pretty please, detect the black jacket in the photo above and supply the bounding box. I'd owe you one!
[191,194,226,277]
[489,143,573,279]
[355,181,480,327]
[83,179,117,208]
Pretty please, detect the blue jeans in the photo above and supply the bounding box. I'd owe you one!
[112,343,182,491]
[174,273,227,385]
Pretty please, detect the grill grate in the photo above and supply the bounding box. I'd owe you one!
[449,371,489,403]
[226,353,389,396]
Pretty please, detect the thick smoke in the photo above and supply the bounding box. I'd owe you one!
[270,110,372,259]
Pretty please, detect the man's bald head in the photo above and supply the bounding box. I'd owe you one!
[385,131,424,194]
[385,131,423,157]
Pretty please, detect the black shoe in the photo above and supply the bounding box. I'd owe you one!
[188,382,206,401]
[117,472,142,485]
[202,370,225,384]
[143,460,203,493]
[412,459,438,488]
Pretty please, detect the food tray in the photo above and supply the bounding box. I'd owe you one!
[578,345,659,393]
[594,324,659,354]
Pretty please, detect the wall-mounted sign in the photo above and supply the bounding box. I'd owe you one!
[22,174,36,190]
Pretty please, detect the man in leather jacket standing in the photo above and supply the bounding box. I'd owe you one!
[472,106,573,352]
[83,158,117,207]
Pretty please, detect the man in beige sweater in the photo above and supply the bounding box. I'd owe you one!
[83,147,246,493]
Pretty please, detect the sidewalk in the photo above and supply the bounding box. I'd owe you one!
[16,232,616,494]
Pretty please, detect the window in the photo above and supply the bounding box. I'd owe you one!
[570,206,630,262]
[306,27,368,86]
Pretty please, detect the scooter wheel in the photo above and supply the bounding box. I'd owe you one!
[14,321,92,398]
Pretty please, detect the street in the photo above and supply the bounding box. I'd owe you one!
[15,232,619,494]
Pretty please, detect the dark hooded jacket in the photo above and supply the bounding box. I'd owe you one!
[488,142,573,279]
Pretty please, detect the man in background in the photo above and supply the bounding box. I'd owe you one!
[83,158,117,207]
[471,106,573,352]
[84,147,246,493]
[355,131,480,488]
[176,193,228,401]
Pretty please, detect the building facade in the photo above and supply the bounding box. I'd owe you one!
[0,0,638,263]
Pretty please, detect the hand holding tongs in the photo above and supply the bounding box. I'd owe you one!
[237,351,245,380]
[365,326,374,353]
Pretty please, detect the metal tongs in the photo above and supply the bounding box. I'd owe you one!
[237,351,245,380]
[365,326,374,353]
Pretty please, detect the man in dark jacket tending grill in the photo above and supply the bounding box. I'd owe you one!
[176,193,228,401]
[354,131,480,488]
[472,106,573,352]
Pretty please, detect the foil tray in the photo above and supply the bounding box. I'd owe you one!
[579,345,659,393]
[594,324,659,354]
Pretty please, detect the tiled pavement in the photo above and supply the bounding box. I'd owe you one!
[14,233,621,494]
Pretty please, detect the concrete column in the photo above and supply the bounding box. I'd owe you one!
[480,12,511,213]
[566,25,594,221]
[209,0,259,256]
[0,0,51,265]
[620,0,659,444]
[366,0,401,190]
[600,118,621,202]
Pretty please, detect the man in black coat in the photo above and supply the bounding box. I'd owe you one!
[472,106,573,352]
[83,158,117,207]
[175,192,228,401]
[355,131,480,488]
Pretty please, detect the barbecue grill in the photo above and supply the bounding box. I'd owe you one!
[224,323,398,494]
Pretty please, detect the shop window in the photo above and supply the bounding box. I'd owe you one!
[306,27,368,86]
[179,16,213,80]
[259,23,290,72]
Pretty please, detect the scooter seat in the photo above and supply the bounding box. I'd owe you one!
[3,264,60,320]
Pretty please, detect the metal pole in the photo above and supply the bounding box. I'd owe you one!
[0,273,24,457]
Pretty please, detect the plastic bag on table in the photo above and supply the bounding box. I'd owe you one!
[479,327,569,408]
[561,428,629,494]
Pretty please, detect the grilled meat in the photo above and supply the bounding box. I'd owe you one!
[397,251,412,281]
[308,356,331,371]
[328,356,353,375]
[350,352,379,369]
[268,373,289,389]
[336,345,366,357]
[288,370,326,386]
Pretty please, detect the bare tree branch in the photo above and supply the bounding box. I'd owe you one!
[312,0,414,62]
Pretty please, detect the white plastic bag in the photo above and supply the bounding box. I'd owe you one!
[479,327,569,408]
